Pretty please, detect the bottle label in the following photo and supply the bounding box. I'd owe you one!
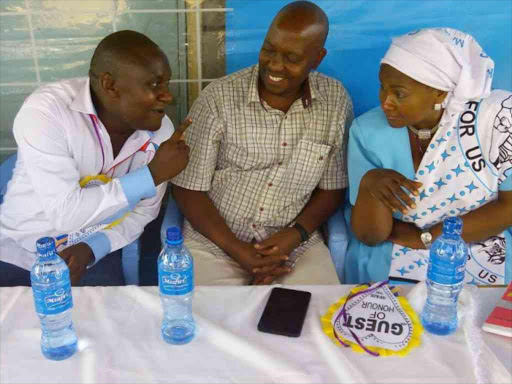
[427,257,466,284]
[159,268,194,295]
[32,276,73,315]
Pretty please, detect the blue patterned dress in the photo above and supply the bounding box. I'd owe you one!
[344,101,512,284]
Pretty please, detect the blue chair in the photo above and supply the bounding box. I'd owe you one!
[160,192,348,283]
[0,152,141,285]
[325,207,349,283]
[0,153,17,205]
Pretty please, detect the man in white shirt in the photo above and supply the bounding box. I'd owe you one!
[0,30,190,286]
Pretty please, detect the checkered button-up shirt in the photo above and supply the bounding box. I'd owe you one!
[172,64,353,263]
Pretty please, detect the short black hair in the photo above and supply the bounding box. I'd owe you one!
[89,30,161,86]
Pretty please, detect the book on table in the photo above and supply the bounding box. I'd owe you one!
[482,282,512,337]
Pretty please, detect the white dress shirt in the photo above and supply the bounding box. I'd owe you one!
[0,77,173,270]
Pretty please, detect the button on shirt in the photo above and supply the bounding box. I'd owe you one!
[172,65,353,263]
[0,78,173,270]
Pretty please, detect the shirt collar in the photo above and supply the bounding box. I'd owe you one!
[70,77,154,163]
[307,73,326,105]
[70,77,98,116]
[246,64,322,109]
[247,65,262,105]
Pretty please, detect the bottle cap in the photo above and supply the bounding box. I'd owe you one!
[36,237,57,258]
[443,216,463,235]
[166,226,184,245]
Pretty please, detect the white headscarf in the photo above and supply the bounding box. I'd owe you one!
[381,28,495,130]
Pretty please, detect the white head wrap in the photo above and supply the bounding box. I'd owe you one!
[381,28,495,129]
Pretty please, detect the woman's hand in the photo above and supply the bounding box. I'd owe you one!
[388,220,425,249]
[361,169,423,214]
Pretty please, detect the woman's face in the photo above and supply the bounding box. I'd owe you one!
[378,64,445,130]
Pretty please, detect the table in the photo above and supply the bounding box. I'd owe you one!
[1,285,510,383]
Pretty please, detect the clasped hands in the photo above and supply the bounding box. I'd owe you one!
[230,227,303,285]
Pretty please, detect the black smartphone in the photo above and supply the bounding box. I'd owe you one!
[257,287,312,337]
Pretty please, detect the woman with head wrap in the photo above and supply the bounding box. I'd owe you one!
[345,28,512,285]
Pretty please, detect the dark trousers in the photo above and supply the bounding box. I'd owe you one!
[0,250,125,287]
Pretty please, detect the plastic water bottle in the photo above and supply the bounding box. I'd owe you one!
[30,237,78,360]
[421,217,467,335]
[158,227,195,344]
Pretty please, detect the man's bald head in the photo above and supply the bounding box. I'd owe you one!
[89,30,164,89]
[87,30,173,134]
[271,1,329,47]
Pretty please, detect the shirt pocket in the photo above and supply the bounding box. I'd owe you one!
[281,140,332,196]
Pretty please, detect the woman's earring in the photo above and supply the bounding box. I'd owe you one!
[434,103,442,111]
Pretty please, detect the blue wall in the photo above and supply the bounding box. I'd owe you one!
[226,0,512,117]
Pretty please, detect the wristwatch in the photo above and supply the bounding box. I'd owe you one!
[292,222,310,243]
[420,229,433,249]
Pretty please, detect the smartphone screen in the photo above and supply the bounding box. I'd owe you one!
[257,287,312,337]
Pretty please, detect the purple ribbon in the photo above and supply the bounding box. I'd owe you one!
[332,280,390,357]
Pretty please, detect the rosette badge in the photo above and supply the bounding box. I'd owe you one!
[321,281,423,357]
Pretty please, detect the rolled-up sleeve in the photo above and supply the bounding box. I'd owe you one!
[318,90,354,190]
[171,88,223,191]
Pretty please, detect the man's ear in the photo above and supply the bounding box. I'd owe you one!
[312,47,327,70]
[99,72,118,99]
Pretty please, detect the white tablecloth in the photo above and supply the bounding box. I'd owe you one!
[1,285,510,384]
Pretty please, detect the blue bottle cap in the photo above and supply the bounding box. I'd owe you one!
[166,226,184,245]
[36,237,57,258]
[443,216,463,235]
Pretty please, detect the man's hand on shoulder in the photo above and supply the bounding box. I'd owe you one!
[59,243,94,285]
[148,119,192,186]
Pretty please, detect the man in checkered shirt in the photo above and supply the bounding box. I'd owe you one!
[172,1,353,285]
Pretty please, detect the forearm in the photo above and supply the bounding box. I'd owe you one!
[295,188,345,234]
[14,107,156,232]
[351,188,393,246]
[390,191,512,249]
[42,166,156,233]
[171,184,241,255]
